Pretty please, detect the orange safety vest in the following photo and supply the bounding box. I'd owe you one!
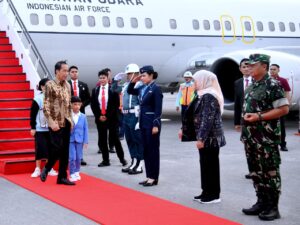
[179,85,195,106]
[119,92,123,110]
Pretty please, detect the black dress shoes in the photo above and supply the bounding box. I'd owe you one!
[121,166,131,173]
[120,159,128,166]
[280,146,288,151]
[57,178,76,185]
[40,168,48,182]
[109,148,116,153]
[143,179,158,187]
[245,173,252,179]
[98,161,111,167]
[128,168,143,175]
[139,180,148,185]
[81,159,87,166]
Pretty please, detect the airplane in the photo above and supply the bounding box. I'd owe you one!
[1,0,300,110]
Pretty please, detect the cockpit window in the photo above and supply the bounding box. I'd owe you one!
[45,14,53,26]
[59,15,68,26]
[30,14,39,25]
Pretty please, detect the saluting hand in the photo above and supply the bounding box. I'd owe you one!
[131,74,142,83]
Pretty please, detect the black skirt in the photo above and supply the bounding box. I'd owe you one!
[35,132,50,160]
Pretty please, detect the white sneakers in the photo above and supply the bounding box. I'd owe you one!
[31,167,58,178]
[69,172,81,182]
[48,168,58,176]
[31,167,41,177]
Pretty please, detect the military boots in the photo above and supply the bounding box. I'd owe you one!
[242,195,267,215]
[258,196,281,221]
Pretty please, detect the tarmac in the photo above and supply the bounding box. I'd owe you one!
[1,93,299,225]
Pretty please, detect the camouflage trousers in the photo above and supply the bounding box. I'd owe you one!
[244,141,281,200]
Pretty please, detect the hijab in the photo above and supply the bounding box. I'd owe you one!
[192,70,224,114]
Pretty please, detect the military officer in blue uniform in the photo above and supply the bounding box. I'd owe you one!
[127,65,163,186]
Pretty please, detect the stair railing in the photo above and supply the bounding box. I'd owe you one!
[2,0,53,80]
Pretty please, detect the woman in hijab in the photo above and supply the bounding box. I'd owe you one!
[181,70,226,204]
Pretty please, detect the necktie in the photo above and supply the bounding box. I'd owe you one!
[245,78,249,89]
[101,86,106,115]
[73,80,78,96]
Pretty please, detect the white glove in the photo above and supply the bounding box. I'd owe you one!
[114,72,126,81]
[135,122,140,130]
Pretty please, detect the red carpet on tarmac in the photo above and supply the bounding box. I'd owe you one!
[2,173,241,225]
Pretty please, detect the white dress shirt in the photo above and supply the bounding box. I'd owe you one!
[72,111,81,125]
[244,76,252,90]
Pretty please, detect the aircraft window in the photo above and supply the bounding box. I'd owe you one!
[131,17,138,28]
[213,20,221,31]
[73,15,82,27]
[45,14,53,26]
[59,15,68,26]
[192,20,200,30]
[169,19,177,29]
[145,18,152,29]
[203,20,210,30]
[289,22,295,32]
[256,21,263,31]
[225,21,231,31]
[268,22,275,31]
[102,16,110,27]
[116,17,124,28]
[87,16,95,27]
[30,13,39,25]
[279,22,285,32]
[244,21,251,31]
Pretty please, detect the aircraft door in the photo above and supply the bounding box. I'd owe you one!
[240,16,256,44]
[220,15,236,44]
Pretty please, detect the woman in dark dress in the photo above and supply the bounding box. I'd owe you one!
[180,70,226,203]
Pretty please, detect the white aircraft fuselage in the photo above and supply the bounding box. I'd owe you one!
[7,0,300,110]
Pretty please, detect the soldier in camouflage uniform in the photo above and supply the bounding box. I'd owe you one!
[241,54,289,221]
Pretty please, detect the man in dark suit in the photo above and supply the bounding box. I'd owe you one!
[91,70,127,167]
[68,65,91,166]
[68,66,90,114]
[234,58,253,179]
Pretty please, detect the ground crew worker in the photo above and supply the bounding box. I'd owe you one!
[114,64,144,174]
[175,71,195,120]
[241,54,289,221]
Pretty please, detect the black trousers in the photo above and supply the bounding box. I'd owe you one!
[280,116,286,148]
[45,120,71,180]
[141,128,160,180]
[199,146,220,198]
[96,121,124,163]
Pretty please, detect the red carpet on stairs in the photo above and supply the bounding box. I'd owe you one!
[0,30,36,174]
[2,173,241,225]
